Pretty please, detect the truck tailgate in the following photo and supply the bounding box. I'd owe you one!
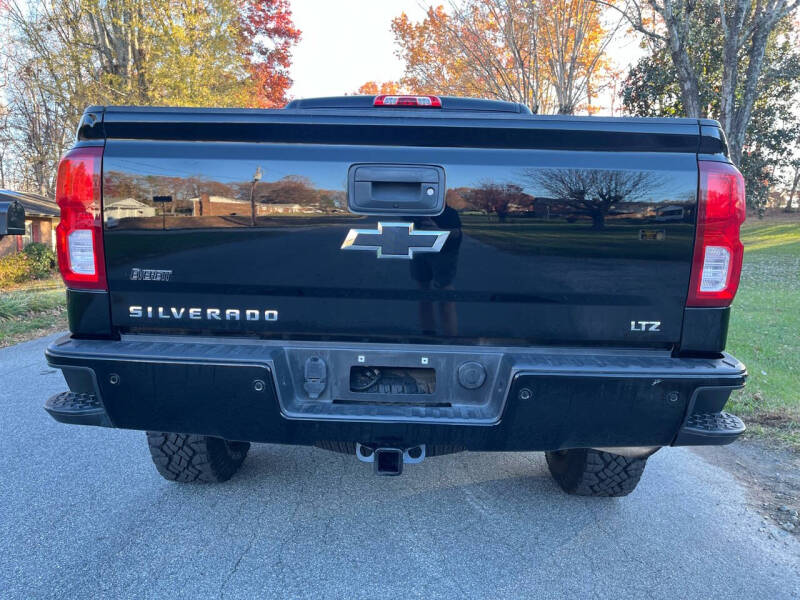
[99,108,700,347]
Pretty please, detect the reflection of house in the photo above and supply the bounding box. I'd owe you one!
[190,195,319,216]
[0,190,59,257]
[191,195,248,216]
[104,198,156,219]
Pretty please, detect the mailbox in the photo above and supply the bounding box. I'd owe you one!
[0,200,26,236]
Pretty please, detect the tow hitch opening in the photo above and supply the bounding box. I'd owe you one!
[375,449,403,476]
[356,443,426,475]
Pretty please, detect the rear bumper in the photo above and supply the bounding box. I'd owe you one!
[45,334,747,451]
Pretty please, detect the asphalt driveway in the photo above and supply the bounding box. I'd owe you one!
[1,333,798,599]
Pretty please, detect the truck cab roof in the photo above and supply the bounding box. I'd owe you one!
[284,95,533,114]
[84,100,721,129]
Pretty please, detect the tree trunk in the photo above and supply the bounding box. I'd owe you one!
[786,168,800,212]
[718,0,748,148]
[659,0,701,117]
[726,22,772,166]
[665,40,700,116]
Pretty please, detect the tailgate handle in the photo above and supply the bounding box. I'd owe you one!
[347,164,445,216]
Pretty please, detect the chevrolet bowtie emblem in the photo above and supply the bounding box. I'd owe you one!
[341,222,450,259]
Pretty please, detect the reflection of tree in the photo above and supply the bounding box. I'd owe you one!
[458,182,532,222]
[251,175,314,205]
[232,175,344,214]
[528,169,658,229]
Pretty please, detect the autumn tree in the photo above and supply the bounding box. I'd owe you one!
[355,81,402,95]
[0,0,300,194]
[539,0,620,113]
[390,0,618,114]
[237,0,301,108]
[605,0,800,166]
[141,1,256,107]
[392,3,547,111]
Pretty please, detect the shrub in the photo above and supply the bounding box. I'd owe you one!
[22,242,57,278]
[0,253,33,287]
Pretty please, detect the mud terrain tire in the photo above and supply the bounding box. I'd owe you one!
[146,432,250,483]
[545,448,647,497]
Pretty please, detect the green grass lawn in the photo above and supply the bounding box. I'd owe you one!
[0,277,66,347]
[726,220,800,447]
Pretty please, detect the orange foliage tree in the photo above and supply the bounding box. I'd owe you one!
[388,0,618,114]
[356,81,403,95]
[539,0,618,113]
[238,0,302,107]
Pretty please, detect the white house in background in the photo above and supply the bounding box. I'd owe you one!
[104,198,156,220]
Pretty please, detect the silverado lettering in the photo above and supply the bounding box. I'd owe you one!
[128,306,279,321]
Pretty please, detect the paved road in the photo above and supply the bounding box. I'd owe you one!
[1,334,798,600]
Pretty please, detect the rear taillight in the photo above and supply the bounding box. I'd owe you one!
[55,146,106,290]
[374,95,442,108]
[687,161,746,307]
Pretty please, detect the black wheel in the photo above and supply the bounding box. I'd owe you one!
[146,432,250,483]
[545,448,648,497]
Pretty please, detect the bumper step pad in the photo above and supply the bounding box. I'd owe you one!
[45,391,111,427]
[675,411,745,446]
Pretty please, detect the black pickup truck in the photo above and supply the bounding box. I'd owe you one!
[44,95,747,496]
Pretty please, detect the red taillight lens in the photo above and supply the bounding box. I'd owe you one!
[373,95,442,108]
[55,146,106,290]
[687,161,746,307]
